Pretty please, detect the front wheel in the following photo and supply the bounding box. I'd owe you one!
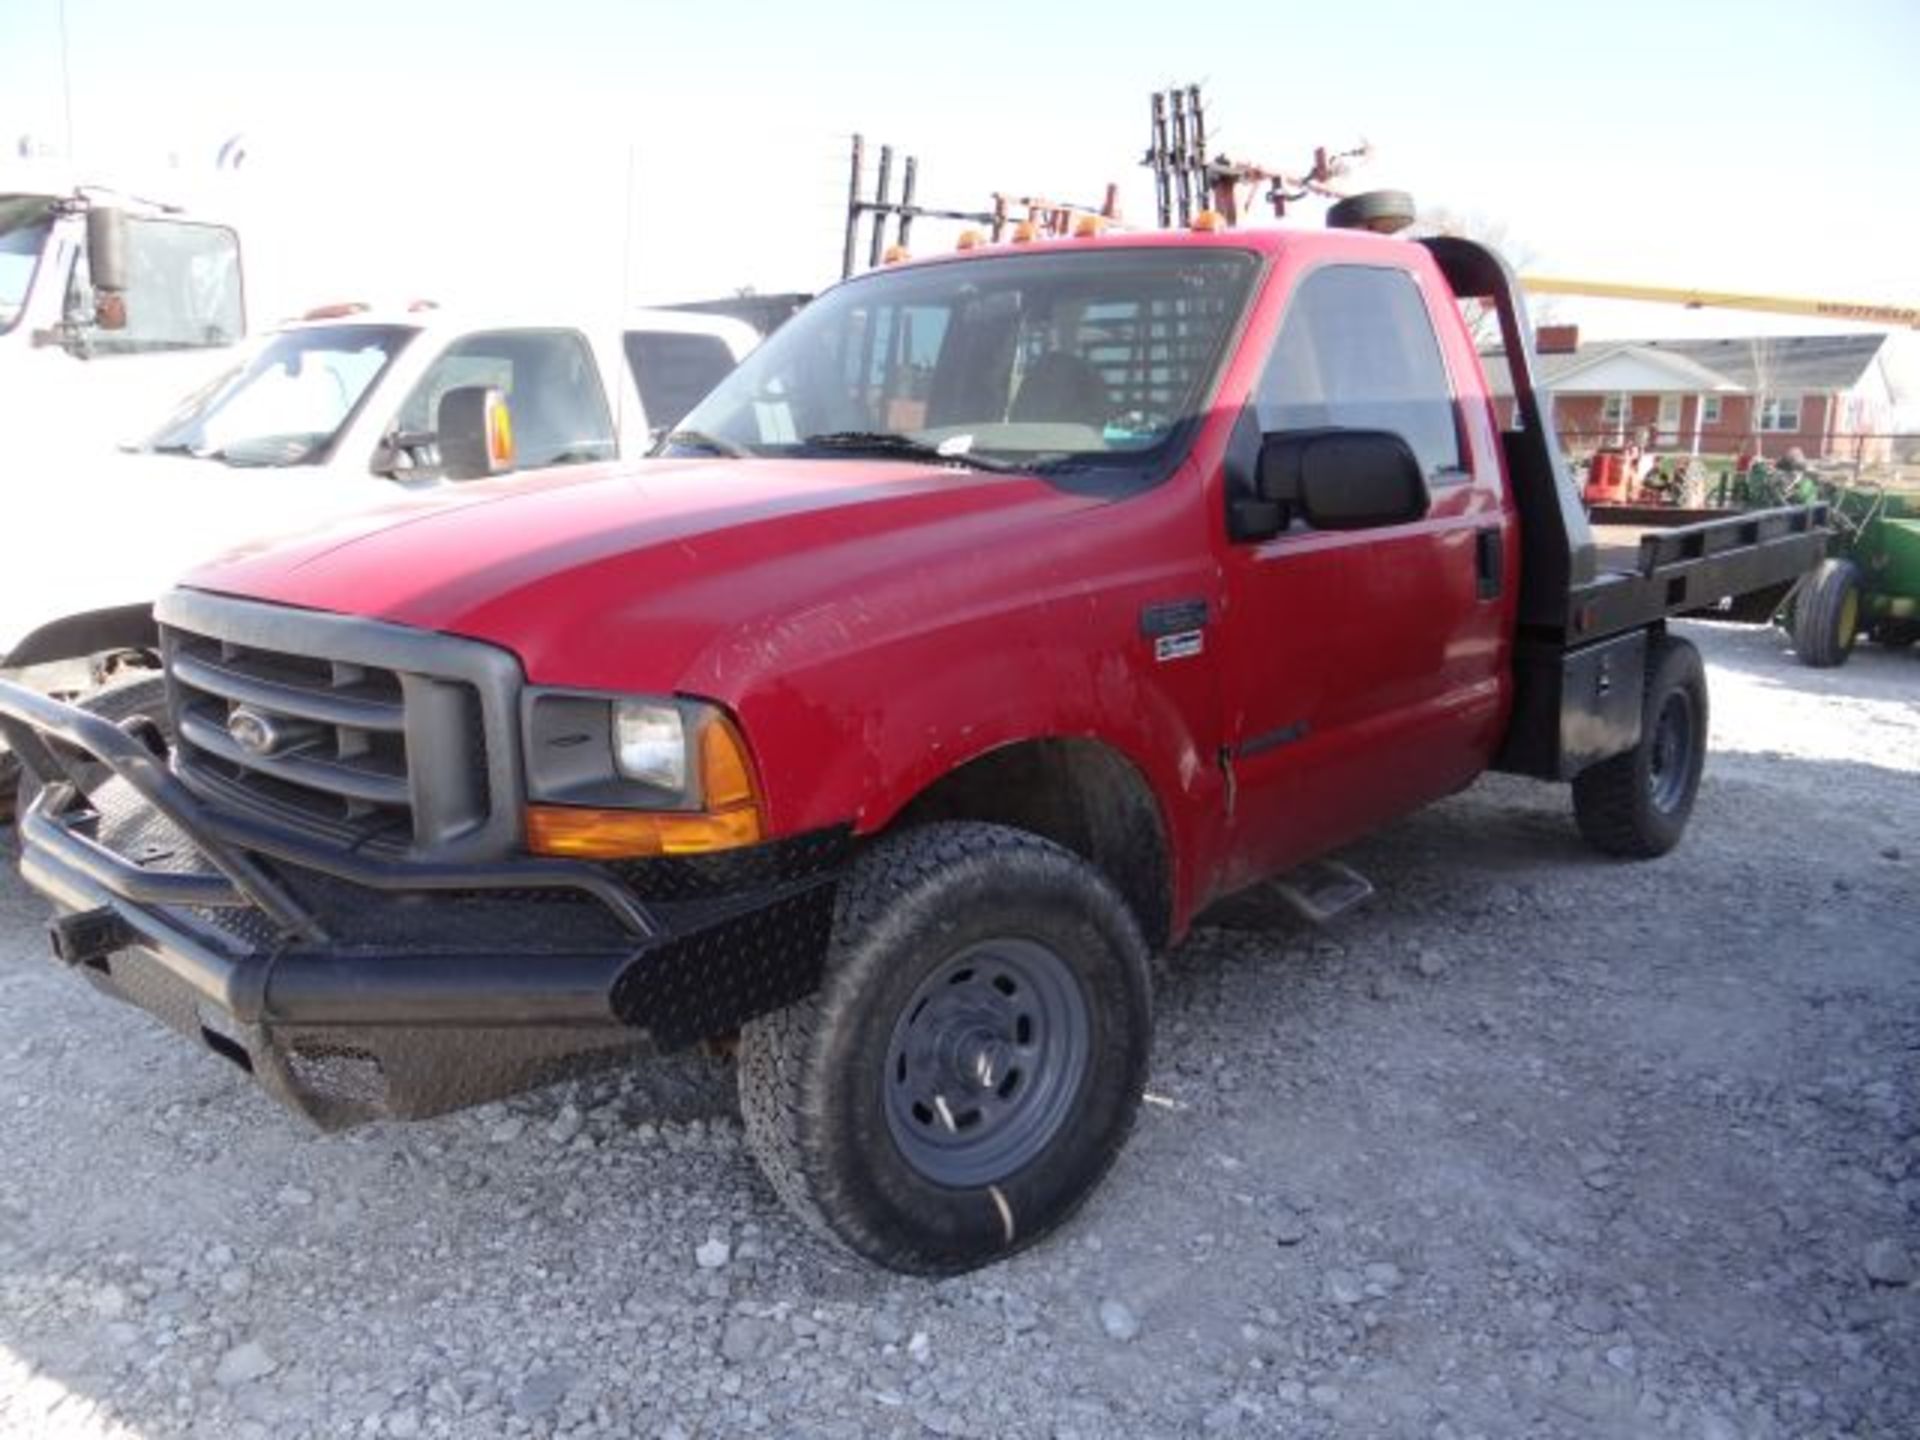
[1571,635,1708,859]
[738,822,1153,1274]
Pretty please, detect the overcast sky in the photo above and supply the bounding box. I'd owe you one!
[3,0,1915,383]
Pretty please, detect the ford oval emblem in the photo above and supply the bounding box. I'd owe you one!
[226,707,276,756]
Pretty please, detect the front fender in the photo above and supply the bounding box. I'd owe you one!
[3,602,157,672]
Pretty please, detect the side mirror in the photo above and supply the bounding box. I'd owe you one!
[86,206,130,330]
[1256,428,1430,532]
[437,386,515,481]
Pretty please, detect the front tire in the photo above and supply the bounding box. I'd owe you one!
[1572,635,1708,859]
[1789,558,1863,668]
[738,822,1153,1274]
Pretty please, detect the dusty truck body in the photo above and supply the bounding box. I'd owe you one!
[0,217,1827,1274]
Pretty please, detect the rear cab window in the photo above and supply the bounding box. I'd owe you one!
[624,330,738,434]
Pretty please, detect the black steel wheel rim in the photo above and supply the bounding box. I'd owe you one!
[1647,689,1694,812]
[882,937,1091,1188]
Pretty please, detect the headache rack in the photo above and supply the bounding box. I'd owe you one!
[1416,237,1831,784]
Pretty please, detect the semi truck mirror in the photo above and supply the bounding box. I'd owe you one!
[1258,429,1430,532]
[86,207,131,329]
[437,386,516,481]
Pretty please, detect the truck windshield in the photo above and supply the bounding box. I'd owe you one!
[668,247,1259,471]
[137,324,413,467]
[0,196,57,335]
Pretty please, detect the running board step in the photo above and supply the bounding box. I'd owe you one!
[1269,859,1375,925]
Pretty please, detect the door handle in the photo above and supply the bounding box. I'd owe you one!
[1475,526,1503,600]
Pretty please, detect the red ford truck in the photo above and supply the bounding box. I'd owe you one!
[0,209,1826,1274]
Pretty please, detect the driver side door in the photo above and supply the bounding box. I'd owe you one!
[1218,262,1511,889]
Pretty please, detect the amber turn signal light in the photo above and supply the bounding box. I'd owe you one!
[526,804,763,858]
[526,710,764,859]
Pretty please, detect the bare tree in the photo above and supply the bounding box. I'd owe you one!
[1409,206,1556,348]
[1746,336,1778,454]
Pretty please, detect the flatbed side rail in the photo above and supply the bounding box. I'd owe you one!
[1621,503,1830,578]
[1550,503,1831,646]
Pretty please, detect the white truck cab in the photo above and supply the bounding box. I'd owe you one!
[1,301,759,799]
[0,169,249,464]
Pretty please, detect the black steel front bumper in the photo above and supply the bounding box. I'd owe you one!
[0,680,843,1130]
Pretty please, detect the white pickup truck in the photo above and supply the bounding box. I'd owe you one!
[2,302,759,804]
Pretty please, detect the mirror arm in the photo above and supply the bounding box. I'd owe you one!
[1228,497,1285,542]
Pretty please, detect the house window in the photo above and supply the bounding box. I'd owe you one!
[1701,395,1723,425]
[1757,394,1802,432]
[1600,393,1631,427]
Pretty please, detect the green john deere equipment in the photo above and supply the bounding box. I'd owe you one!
[1720,463,1920,667]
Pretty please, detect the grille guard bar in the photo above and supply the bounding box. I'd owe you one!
[0,678,659,956]
[2,677,325,941]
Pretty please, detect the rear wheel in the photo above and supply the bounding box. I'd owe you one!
[737,822,1152,1275]
[1572,635,1708,859]
[1789,558,1863,668]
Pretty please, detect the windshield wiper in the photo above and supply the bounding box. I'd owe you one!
[660,429,750,458]
[799,432,1019,474]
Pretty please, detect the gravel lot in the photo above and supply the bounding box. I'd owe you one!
[1,620,1914,1440]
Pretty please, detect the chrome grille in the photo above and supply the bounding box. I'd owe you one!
[155,590,524,861]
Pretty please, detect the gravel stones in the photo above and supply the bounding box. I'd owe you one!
[1568,1299,1619,1335]
[512,1365,577,1419]
[1326,1270,1365,1307]
[546,1104,584,1145]
[1863,1239,1914,1286]
[694,1237,732,1270]
[1097,1299,1140,1342]
[213,1342,277,1389]
[719,1316,768,1364]
[1269,1207,1311,1246]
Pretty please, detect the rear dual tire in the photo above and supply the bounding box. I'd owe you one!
[738,822,1152,1275]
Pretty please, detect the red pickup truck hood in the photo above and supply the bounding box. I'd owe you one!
[183,457,1102,690]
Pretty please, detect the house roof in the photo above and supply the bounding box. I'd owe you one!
[1479,333,1889,398]
[1539,345,1744,395]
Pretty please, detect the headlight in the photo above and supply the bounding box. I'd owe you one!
[612,701,687,791]
[523,689,764,858]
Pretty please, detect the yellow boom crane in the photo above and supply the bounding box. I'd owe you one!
[1519,276,1920,331]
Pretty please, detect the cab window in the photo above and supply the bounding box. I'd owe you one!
[624,329,737,434]
[1255,265,1463,484]
[66,218,243,354]
[395,328,615,470]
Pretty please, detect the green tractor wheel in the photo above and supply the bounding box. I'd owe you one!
[1789,559,1864,668]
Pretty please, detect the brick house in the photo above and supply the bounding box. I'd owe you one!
[1480,329,1898,462]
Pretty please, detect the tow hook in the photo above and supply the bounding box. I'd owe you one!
[47,908,134,968]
